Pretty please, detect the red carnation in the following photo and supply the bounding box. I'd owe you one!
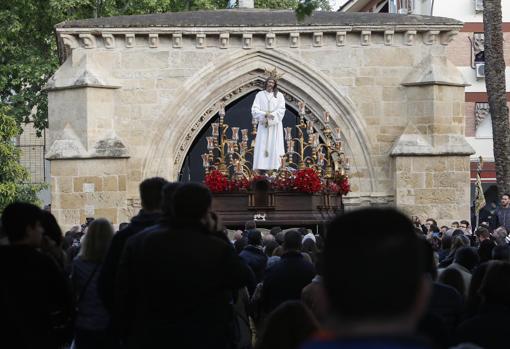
[204,170,229,193]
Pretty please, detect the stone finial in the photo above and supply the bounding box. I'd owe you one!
[440,31,458,45]
[423,30,440,45]
[102,33,115,49]
[79,34,96,49]
[266,33,276,49]
[148,33,159,48]
[219,33,229,49]
[125,33,135,48]
[172,33,182,48]
[313,32,323,47]
[289,32,299,48]
[361,31,371,46]
[61,34,79,51]
[196,33,206,48]
[404,30,416,46]
[475,102,490,129]
[242,33,252,49]
[384,30,394,46]
[336,31,347,46]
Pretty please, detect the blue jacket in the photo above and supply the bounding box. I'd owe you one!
[239,245,267,283]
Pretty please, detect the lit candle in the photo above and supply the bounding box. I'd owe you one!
[324,112,330,124]
[201,153,209,168]
[280,155,286,168]
[307,120,314,134]
[298,101,306,115]
[219,103,226,117]
[231,127,239,141]
[285,127,292,140]
[235,160,242,173]
[334,127,341,139]
[227,141,235,154]
[211,123,219,137]
[241,129,249,142]
[206,137,215,150]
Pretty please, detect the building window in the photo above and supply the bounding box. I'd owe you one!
[389,0,414,14]
[16,123,46,184]
[475,102,492,139]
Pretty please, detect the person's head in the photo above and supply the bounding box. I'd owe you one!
[245,220,257,231]
[172,183,212,226]
[451,221,459,229]
[255,300,319,349]
[233,230,243,242]
[264,78,278,97]
[1,202,45,247]
[441,235,452,250]
[440,226,449,234]
[276,230,286,245]
[78,218,114,263]
[500,193,510,208]
[248,230,262,246]
[492,226,508,245]
[492,245,510,261]
[270,226,282,237]
[479,261,510,307]
[139,177,168,212]
[424,218,437,231]
[234,237,247,254]
[324,208,429,333]
[451,229,465,239]
[41,210,63,246]
[264,240,279,257]
[459,220,470,231]
[454,247,480,271]
[161,182,182,218]
[451,234,469,251]
[438,267,465,296]
[283,230,302,252]
[302,238,318,254]
[475,226,490,242]
[118,222,129,231]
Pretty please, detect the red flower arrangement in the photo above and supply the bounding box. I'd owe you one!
[227,177,250,192]
[204,170,229,193]
[293,168,322,193]
[328,176,351,195]
[273,175,294,191]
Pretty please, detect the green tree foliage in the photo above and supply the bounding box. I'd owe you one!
[0,106,44,212]
[0,0,325,136]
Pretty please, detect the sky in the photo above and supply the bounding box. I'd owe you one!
[330,0,349,11]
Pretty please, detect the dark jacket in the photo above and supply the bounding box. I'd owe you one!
[239,245,267,284]
[97,210,161,311]
[262,250,315,313]
[492,206,510,232]
[116,222,251,349]
[427,282,464,334]
[0,245,73,349]
[454,304,510,349]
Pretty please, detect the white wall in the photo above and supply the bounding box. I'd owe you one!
[458,67,510,93]
[432,0,510,23]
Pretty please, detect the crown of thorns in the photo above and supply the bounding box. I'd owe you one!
[264,66,284,81]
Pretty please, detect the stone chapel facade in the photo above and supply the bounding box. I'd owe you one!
[46,10,474,229]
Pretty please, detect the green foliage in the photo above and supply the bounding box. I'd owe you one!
[0,106,44,212]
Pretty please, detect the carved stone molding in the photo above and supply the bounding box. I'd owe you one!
[423,30,440,45]
[172,33,182,48]
[384,30,394,46]
[440,30,458,45]
[361,30,371,46]
[61,34,80,51]
[242,33,252,49]
[79,34,96,49]
[219,33,230,49]
[313,32,323,47]
[196,33,206,48]
[102,33,115,49]
[289,33,299,48]
[148,33,159,48]
[125,33,135,48]
[404,30,416,46]
[475,102,490,129]
[336,31,347,46]
[266,33,276,49]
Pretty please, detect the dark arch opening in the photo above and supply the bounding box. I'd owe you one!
[179,90,301,182]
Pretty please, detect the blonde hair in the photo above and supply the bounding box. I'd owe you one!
[78,218,114,263]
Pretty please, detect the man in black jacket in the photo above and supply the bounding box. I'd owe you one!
[262,230,315,313]
[98,177,169,312]
[239,229,267,286]
[116,183,251,349]
[0,203,73,349]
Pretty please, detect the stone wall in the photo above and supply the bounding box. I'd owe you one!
[46,10,473,228]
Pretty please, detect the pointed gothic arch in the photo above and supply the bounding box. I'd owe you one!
[142,49,377,193]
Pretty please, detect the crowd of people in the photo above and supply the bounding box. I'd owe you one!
[1,177,510,349]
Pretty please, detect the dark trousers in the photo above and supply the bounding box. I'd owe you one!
[74,328,117,349]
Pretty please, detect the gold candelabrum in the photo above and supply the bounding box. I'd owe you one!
[202,101,349,182]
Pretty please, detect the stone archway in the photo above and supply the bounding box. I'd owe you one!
[143,49,377,194]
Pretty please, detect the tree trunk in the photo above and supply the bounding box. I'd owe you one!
[484,0,510,197]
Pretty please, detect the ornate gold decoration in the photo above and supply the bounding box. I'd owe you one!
[264,66,284,81]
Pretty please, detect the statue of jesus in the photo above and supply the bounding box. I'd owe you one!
[251,78,286,171]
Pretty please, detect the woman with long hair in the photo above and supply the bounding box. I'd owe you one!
[71,218,114,349]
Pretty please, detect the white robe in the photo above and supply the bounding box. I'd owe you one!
[251,90,286,170]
